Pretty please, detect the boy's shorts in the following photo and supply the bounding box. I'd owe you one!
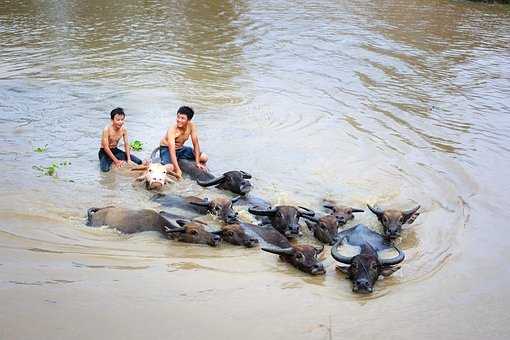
[98,148,142,172]
[159,145,195,165]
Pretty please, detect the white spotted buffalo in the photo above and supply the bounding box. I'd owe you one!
[131,163,177,190]
[248,205,315,238]
[331,224,405,293]
[367,204,420,240]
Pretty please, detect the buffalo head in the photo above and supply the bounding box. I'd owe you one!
[132,163,177,190]
[197,171,252,195]
[248,205,315,238]
[188,196,241,224]
[262,244,326,275]
[367,204,420,239]
[160,217,221,247]
[303,215,341,245]
[332,237,403,293]
[213,224,259,248]
[323,204,364,225]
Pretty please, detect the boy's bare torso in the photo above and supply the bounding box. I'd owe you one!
[102,125,125,149]
[160,122,193,149]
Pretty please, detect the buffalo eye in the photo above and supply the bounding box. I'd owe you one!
[190,229,198,235]
[226,231,234,237]
[295,253,303,260]
[320,223,326,230]
[399,216,404,224]
[148,169,152,173]
[347,209,352,214]
[382,216,388,224]
[370,262,378,271]
[351,262,358,271]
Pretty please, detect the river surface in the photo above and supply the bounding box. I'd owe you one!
[1,0,509,339]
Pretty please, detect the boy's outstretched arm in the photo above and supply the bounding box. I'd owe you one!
[166,127,182,178]
[122,128,133,163]
[101,127,125,167]
[190,124,205,170]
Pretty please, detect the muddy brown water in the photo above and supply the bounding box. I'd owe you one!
[1,0,510,339]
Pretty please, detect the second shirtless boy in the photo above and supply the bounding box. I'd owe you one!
[159,106,208,179]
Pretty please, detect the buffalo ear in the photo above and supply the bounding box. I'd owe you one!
[381,266,401,277]
[406,212,420,225]
[336,265,350,276]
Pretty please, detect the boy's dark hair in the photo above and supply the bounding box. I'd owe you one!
[110,107,125,120]
[177,106,194,120]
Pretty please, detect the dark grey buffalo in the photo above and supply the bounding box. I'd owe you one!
[248,205,315,238]
[86,207,220,246]
[367,204,420,240]
[331,224,405,293]
[151,194,241,224]
[197,171,253,196]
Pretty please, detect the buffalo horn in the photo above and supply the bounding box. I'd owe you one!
[196,175,226,187]
[323,204,336,212]
[331,237,357,264]
[297,206,315,217]
[188,198,211,208]
[379,247,405,266]
[261,247,294,256]
[367,204,384,217]
[231,196,241,204]
[240,171,252,179]
[403,205,421,218]
[301,214,319,223]
[248,206,277,216]
[162,225,186,233]
[352,208,365,213]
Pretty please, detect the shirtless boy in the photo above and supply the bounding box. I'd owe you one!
[159,106,208,179]
[98,107,143,172]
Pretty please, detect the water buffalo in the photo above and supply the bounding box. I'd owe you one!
[151,146,215,182]
[262,244,326,275]
[323,202,364,225]
[131,163,177,190]
[248,205,315,238]
[86,207,220,246]
[197,171,253,196]
[367,204,420,240]
[331,224,404,293]
[159,212,221,247]
[151,194,241,224]
[303,214,342,245]
[212,224,259,248]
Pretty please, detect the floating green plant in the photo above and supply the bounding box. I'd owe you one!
[34,144,48,153]
[33,161,71,177]
[130,140,143,151]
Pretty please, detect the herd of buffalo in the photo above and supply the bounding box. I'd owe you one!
[87,152,421,294]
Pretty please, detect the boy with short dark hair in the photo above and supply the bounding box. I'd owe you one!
[98,107,143,172]
[159,106,208,179]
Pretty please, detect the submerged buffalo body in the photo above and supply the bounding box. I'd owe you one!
[197,170,253,195]
[86,207,220,246]
[248,205,315,238]
[151,194,241,224]
[331,224,404,293]
[367,204,420,239]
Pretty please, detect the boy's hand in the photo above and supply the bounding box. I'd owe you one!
[114,160,126,168]
[196,163,207,171]
[175,169,183,179]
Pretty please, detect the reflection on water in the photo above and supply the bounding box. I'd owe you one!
[1,0,510,339]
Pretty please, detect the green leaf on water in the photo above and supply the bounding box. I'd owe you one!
[34,144,48,153]
[130,140,143,151]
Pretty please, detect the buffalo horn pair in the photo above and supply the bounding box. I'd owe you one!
[331,237,404,266]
